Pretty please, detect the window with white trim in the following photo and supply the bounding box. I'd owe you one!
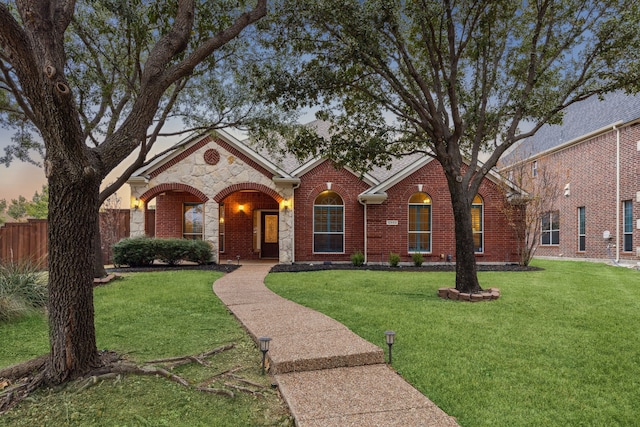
[577,207,585,252]
[219,202,225,252]
[623,200,633,252]
[313,191,344,253]
[184,203,204,240]
[472,194,484,253]
[408,192,432,253]
[541,210,559,245]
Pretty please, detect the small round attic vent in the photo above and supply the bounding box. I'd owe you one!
[204,149,220,165]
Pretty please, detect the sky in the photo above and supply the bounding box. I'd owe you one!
[0,124,251,208]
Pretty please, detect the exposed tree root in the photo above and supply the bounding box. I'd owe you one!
[0,343,252,415]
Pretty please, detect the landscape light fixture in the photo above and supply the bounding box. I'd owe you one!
[385,330,396,365]
[258,337,272,374]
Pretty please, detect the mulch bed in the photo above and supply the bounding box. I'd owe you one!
[269,263,541,273]
[106,263,240,274]
[105,262,540,275]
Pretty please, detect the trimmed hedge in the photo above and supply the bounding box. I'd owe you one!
[112,237,213,267]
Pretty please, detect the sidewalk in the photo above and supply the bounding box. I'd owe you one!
[213,262,459,427]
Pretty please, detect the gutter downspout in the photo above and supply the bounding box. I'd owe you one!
[291,181,300,264]
[364,203,368,264]
[615,124,620,263]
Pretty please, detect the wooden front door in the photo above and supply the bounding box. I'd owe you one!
[261,212,279,259]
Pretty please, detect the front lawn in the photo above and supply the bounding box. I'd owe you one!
[0,271,292,426]
[265,260,640,427]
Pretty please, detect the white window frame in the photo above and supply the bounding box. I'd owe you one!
[408,192,432,253]
[472,195,484,253]
[183,202,204,240]
[313,191,345,253]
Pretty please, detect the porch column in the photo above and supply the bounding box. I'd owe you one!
[278,190,295,264]
[203,200,219,264]
[129,189,146,237]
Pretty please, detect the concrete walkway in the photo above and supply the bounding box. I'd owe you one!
[213,263,459,427]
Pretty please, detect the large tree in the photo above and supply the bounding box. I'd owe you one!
[250,0,639,292]
[1,1,274,278]
[0,0,267,385]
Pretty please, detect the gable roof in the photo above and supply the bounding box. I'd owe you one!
[503,91,640,164]
[129,128,295,182]
[130,120,523,201]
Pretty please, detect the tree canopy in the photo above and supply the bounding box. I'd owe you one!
[250,0,640,291]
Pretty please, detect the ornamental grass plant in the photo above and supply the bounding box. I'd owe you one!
[0,260,47,322]
[265,260,640,427]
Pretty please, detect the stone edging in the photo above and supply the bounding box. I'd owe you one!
[438,287,500,301]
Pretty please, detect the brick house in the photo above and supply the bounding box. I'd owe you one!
[127,121,523,265]
[500,91,640,263]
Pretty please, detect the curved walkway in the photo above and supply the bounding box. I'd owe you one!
[213,262,459,427]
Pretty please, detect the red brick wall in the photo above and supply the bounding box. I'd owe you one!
[532,123,640,261]
[219,191,279,261]
[155,192,204,238]
[294,160,369,262]
[364,161,520,264]
[293,159,519,263]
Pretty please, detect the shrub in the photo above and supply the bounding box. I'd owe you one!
[389,253,400,267]
[112,237,156,267]
[0,259,47,321]
[412,252,424,267]
[112,237,213,267]
[184,239,213,264]
[350,251,365,266]
[154,238,190,265]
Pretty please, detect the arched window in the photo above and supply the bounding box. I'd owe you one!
[313,191,344,253]
[472,194,483,253]
[408,192,431,253]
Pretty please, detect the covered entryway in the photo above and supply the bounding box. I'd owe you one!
[219,189,279,261]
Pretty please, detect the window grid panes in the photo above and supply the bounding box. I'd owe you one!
[184,203,204,240]
[541,210,559,245]
[313,191,344,253]
[219,203,225,252]
[472,195,483,253]
[408,192,431,253]
[623,200,633,252]
[578,207,585,252]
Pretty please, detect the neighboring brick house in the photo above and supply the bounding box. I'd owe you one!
[500,91,640,263]
[127,121,523,265]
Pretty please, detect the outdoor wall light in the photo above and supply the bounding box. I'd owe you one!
[238,204,245,212]
[281,199,290,211]
[258,337,272,375]
[385,330,396,365]
[132,198,141,210]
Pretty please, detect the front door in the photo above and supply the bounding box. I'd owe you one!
[261,212,279,259]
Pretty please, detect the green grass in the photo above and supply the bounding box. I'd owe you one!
[265,260,640,427]
[0,271,292,427]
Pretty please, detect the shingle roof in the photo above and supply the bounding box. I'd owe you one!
[504,91,640,163]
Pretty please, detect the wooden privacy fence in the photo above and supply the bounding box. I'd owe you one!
[0,209,151,268]
[0,219,48,266]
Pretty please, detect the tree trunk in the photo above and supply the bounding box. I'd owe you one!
[46,170,101,384]
[448,179,482,294]
[94,222,107,278]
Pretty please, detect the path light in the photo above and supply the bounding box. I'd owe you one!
[258,337,272,375]
[385,330,396,365]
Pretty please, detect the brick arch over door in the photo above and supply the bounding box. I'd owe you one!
[214,183,283,203]
[139,183,209,203]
